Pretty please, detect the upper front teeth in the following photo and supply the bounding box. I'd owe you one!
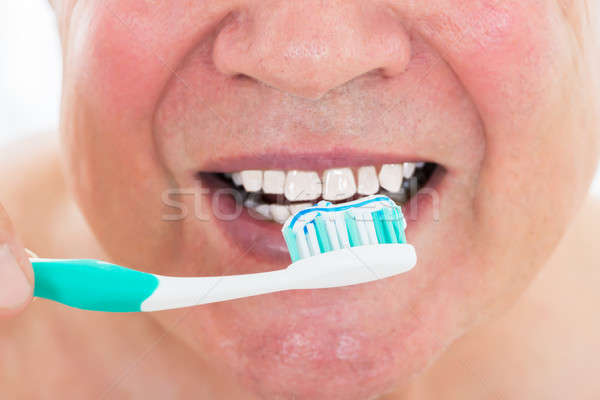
[357,166,379,195]
[241,170,263,192]
[231,172,243,186]
[263,170,286,194]
[322,168,357,201]
[378,164,403,193]
[284,171,322,201]
[235,163,419,201]
[402,162,416,179]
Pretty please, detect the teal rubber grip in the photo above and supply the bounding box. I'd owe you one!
[32,259,160,312]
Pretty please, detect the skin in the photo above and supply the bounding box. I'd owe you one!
[1,0,600,398]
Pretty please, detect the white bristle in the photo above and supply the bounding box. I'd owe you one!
[306,223,321,256]
[334,213,351,248]
[325,215,341,250]
[352,209,375,245]
[353,209,369,244]
[296,231,311,259]
[354,214,370,245]
[363,212,378,244]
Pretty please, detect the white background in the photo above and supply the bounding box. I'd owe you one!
[1,0,599,196]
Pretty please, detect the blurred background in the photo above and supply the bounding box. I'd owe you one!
[1,0,599,195]
[0,1,61,142]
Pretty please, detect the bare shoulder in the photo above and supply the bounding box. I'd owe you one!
[0,133,102,258]
[505,194,600,397]
[549,194,600,279]
[573,194,600,240]
[0,133,65,223]
[423,195,600,399]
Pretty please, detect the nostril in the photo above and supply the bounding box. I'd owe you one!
[212,10,254,77]
[213,2,412,99]
[232,73,253,82]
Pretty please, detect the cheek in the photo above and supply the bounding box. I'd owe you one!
[420,0,566,118]
[67,1,185,118]
[414,0,586,204]
[426,2,583,183]
[60,0,213,266]
[412,0,594,290]
[65,0,235,120]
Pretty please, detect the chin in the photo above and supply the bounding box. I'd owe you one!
[158,173,488,399]
[177,277,456,400]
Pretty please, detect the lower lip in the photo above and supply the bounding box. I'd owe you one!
[199,168,445,268]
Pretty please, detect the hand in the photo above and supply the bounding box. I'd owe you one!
[0,203,33,316]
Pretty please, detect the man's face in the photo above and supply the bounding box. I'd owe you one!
[56,0,598,398]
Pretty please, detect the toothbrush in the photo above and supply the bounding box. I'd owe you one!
[31,195,417,312]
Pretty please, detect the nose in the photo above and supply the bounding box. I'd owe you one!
[213,2,411,100]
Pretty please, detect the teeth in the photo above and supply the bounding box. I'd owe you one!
[227,162,429,222]
[243,196,259,209]
[403,162,416,179]
[284,171,322,202]
[289,202,313,215]
[357,166,379,195]
[322,168,356,201]
[244,194,272,220]
[253,204,271,219]
[241,170,262,192]
[378,164,404,193]
[231,172,243,186]
[262,170,286,194]
[270,204,291,224]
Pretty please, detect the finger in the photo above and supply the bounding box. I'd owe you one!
[0,204,33,316]
[24,248,38,258]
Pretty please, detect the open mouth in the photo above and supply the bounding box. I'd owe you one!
[198,162,438,224]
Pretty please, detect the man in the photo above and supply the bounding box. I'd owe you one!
[1,1,599,398]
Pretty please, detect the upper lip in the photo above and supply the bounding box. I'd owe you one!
[194,149,434,174]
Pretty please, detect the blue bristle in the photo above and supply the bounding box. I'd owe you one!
[393,208,406,243]
[371,209,387,244]
[344,212,362,246]
[313,215,332,253]
[382,207,399,243]
[282,226,300,262]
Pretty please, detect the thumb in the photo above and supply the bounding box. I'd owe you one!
[0,204,33,316]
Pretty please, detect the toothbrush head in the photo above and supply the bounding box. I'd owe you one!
[281,195,408,263]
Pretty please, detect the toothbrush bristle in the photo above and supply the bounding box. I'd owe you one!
[281,195,407,262]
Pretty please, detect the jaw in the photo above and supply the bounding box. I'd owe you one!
[63,57,492,400]
[57,3,600,397]
[151,160,493,399]
[61,66,575,400]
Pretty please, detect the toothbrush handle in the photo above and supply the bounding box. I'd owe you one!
[31,259,159,312]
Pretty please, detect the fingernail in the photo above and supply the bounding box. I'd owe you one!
[0,244,32,309]
[24,248,38,258]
